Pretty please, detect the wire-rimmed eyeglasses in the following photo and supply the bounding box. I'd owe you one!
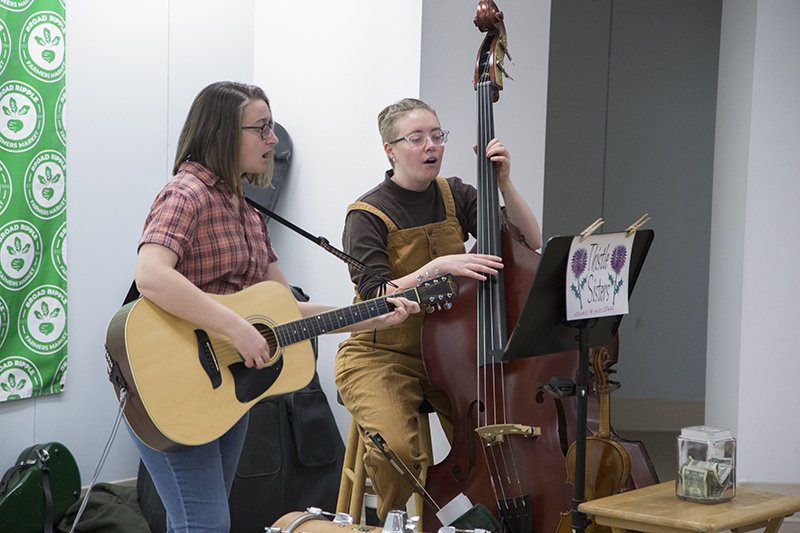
[242,119,275,140]
[388,129,449,149]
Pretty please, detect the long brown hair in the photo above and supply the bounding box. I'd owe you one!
[173,81,274,196]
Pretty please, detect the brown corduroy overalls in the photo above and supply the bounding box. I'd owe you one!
[335,177,467,519]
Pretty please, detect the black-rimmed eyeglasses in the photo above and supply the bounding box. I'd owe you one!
[242,120,275,140]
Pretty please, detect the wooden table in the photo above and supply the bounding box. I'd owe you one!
[578,482,800,533]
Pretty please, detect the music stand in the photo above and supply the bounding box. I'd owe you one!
[503,229,653,533]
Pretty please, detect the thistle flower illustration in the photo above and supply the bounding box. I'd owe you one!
[570,247,588,309]
[608,245,627,304]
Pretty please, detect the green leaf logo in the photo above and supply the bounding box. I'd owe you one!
[1,372,26,401]
[7,236,31,271]
[34,301,61,336]
[3,98,30,133]
[37,167,61,201]
[35,28,61,63]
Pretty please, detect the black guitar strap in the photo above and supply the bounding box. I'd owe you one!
[245,196,396,289]
[40,450,53,533]
[123,280,140,305]
[0,447,55,533]
[105,283,138,391]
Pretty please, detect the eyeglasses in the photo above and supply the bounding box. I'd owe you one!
[389,129,449,149]
[242,119,275,140]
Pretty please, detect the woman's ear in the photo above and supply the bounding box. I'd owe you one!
[384,142,396,163]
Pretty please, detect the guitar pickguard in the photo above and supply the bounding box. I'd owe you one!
[228,355,284,403]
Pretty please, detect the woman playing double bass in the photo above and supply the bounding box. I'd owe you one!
[335,97,542,521]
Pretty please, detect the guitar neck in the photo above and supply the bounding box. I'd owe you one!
[272,287,419,347]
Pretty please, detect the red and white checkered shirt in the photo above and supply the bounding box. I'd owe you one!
[139,162,279,295]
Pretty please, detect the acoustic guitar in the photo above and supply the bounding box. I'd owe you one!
[105,275,459,452]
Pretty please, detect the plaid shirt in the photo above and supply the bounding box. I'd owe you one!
[139,162,278,295]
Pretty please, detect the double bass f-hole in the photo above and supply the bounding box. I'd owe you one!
[453,399,484,483]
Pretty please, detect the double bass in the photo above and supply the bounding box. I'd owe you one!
[420,3,657,533]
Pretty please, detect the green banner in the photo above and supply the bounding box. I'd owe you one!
[0,0,67,402]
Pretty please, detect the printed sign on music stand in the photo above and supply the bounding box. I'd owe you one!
[566,233,632,321]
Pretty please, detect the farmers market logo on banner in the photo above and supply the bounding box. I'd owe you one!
[1,0,67,402]
[0,18,11,77]
[0,80,45,152]
[0,295,9,348]
[0,0,36,12]
[18,284,67,354]
[0,219,43,291]
[19,11,65,83]
[51,220,67,280]
[0,159,11,216]
[0,357,43,401]
[49,354,67,394]
[25,149,66,219]
[55,86,66,144]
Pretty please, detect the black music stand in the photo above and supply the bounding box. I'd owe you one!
[503,229,653,533]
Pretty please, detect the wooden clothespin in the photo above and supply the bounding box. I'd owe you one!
[626,214,651,237]
[579,218,604,242]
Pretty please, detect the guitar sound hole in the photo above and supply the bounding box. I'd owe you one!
[254,323,279,362]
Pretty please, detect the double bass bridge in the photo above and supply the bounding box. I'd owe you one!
[475,423,541,446]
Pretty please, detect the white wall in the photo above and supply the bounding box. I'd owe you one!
[708,0,800,484]
[252,0,424,439]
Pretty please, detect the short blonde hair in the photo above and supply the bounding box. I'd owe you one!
[377,99,438,168]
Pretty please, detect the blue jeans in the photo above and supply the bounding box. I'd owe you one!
[128,412,249,533]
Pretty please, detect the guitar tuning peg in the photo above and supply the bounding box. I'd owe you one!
[443,302,452,310]
[425,306,435,314]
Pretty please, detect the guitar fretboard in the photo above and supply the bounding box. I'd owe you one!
[273,288,418,347]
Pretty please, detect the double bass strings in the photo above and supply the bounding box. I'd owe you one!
[474,59,529,524]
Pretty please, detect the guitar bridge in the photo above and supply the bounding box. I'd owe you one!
[195,329,222,389]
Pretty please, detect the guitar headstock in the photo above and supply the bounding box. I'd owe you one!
[414,274,460,310]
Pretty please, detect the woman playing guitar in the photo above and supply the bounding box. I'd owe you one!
[129,81,418,532]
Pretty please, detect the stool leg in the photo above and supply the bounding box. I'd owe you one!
[414,412,434,520]
[350,431,367,523]
[337,419,361,518]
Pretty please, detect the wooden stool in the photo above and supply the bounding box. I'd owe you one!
[336,401,435,524]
